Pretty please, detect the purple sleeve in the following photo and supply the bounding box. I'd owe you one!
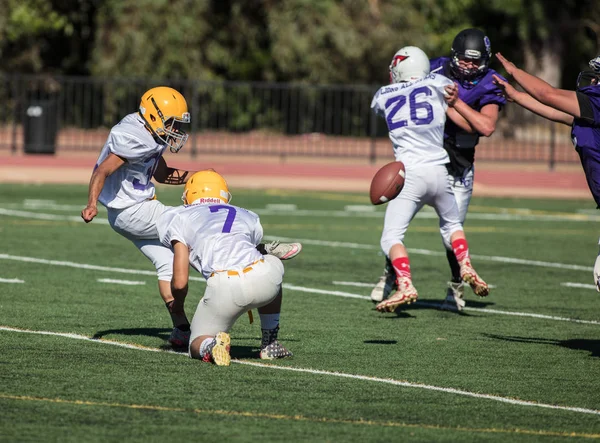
[478,69,507,109]
[429,56,449,74]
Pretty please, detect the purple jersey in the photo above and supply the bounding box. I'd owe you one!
[430,56,507,176]
[572,85,600,207]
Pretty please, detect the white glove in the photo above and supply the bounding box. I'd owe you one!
[593,254,600,292]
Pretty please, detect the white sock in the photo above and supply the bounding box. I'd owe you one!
[199,337,215,357]
[259,313,280,330]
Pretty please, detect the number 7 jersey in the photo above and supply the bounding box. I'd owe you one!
[157,203,264,280]
[371,73,454,166]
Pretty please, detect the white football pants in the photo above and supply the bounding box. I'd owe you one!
[448,166,474,226]
[107,199,174,281]
[189,255,285,341]
[380,163,463,255]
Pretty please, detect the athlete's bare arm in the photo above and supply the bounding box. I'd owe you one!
[496,53,581,118]
[450,102,499,137]
[170,240,189,314]
[81,153,125,223]
[492,74,573,126]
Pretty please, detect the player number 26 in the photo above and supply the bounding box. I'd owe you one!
[385,86,434,130]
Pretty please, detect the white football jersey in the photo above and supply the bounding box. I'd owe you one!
[157,203,264,280]
[371,73,453,166]
[96,113,167,209]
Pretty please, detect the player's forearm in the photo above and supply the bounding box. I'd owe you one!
[512,91,573,125]
[452,100,496,137]
[86,169,107,207]
[446,108,476,133]
[511,68,555,104]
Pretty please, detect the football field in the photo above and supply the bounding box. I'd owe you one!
[1,183,600,442]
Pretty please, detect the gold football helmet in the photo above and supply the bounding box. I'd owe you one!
[139,86,190,153]
[182,170,232,205]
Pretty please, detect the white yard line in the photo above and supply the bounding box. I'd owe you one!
[3,205,600,223]
[0,252,597,325]
[263,236,593,272]
[97,278,146,286]
[0,207,593,272]
[333,280,497,289]
[0,325,598,416]
[561,282,597,290]
[0,253,204,283]
[0,278,24,284]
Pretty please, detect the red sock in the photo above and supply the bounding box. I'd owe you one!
[391,257,411,281]
[451,238,469,262]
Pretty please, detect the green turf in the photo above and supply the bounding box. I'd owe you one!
[1,183,600,441]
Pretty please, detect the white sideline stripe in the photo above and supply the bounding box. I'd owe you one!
[0,208,109,224]
[333,280,498,289]
[0,325,598,417]
[0,254,205,283]
[562,282,597,290]
[0,278,24,284]
[256,208,600,223]
[332,281,374,288]
[282,284,369,300]
[3,206,600,224]
[235,361,600,416]
[417,302,600,325]
[0,253,598,325]
[263,236,593,272]
[0,208,593,272]
[97,279,146,286]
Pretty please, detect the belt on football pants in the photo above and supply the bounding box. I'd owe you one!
[209,259,264,278]
[209,258,265,325]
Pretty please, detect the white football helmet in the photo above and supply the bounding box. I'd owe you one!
[389,46,430,83]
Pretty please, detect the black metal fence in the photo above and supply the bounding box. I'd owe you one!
[0,74,578,166]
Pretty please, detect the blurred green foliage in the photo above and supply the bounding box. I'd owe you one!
[0,0,598,88]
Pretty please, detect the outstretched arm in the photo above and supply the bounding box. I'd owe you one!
[81,153,125,222]
[153,156,193,185]
[496,53,580,118]
[492,74,573,126]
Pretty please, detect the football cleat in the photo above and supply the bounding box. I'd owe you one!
[375,277,418,312]
[459,259,489,297]
[202,332,231,366]
[370,261,397,303]
[168,326,191,348]
[440,281,466,312]
[264,240,302,260]
[260,340,293,360]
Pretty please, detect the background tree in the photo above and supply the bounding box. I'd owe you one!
[0,0,598,89]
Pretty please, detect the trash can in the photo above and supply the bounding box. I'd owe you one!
[23,100,58,154]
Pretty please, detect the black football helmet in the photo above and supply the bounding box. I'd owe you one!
[577,56,600,90]
[450,28,491,87]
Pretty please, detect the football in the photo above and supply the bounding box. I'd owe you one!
[369,161,406,205]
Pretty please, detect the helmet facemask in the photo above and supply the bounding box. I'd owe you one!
[148,96,190,153]
[450,30,491,88]
[577,56,600,90]
[139,86,191,153]
[576,71,600,89]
